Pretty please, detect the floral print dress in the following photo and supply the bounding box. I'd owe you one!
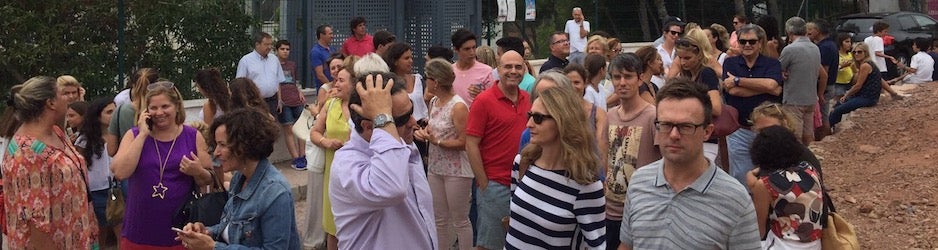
[2,126,97,249]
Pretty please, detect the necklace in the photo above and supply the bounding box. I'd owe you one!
[152,132,178,199]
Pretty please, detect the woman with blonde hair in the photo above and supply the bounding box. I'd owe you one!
[1,76,97,249]
[475,46,498,69]
[586,35,609,57]
[829,42,884,130]
[505,87,605,249]
[414,58,473,250]
[673,29,724,164]
[106,68,160,156]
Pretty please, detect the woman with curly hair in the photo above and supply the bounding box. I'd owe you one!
[747,125,824,249]
[194,68,231,125]
[176,108,300,249]
[506,87,605,249]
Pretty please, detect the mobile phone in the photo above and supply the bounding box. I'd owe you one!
[171,227,184,233]
[146,117,154,130]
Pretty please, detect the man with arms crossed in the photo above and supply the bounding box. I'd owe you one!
[722,24,783,186]
[237,32,286,116]
[466,51,531,250]
[618,78,760,250]
[330,72,437,249]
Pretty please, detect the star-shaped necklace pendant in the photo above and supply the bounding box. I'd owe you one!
[152,182,169,199]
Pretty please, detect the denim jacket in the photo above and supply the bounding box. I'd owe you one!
[208,159,301,249]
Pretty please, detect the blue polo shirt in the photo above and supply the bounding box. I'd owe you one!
[818,37,839,89]
[722,55,783,126]
[309,43,332,89]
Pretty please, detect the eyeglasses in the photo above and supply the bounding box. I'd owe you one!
[527,111,554,124]
[147,81,175,91]
[738,39,760,46]
[654,121,705,135]
[552,39,569,45]
[667,30,683,36]
[851,50,865,54]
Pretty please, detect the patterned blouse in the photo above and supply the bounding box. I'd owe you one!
[2,126,96,249]
[761,161,824,242]
[426,95,473,177]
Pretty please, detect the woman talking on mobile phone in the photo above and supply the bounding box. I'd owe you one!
[111,81,214,248]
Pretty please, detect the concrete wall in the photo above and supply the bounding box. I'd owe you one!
[182,88,319,163]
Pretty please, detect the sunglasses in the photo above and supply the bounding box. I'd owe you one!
[667,30,683,36]
[527,111,554,124]
[738,39,759,46]
[147,81,175,91]
[851,50,865,54]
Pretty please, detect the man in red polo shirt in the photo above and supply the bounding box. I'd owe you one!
[341,16,374,57]
[465,50,531,250]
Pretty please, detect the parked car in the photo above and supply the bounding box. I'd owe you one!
[837,11,938,78]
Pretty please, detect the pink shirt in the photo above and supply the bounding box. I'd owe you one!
[341,34,374,57]
[452,61,495,107]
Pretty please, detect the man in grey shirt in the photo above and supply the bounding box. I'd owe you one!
[779,17,827,145]
[618,78,760,250]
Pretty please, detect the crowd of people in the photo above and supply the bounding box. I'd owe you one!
[0,8,925,250]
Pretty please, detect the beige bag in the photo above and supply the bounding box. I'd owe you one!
[821,212,860,250]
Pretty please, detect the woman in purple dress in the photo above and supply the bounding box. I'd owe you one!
[111,81,214,249]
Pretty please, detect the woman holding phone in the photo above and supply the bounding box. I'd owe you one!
[111,81,214,248]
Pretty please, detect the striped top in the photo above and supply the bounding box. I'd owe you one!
[620,159,761,250]
[506,163,606,249]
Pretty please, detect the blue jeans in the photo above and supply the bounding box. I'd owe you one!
[727,128,756,188]
[830,96,877,127]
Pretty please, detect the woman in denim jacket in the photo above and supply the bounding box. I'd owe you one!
[176,108,301,249]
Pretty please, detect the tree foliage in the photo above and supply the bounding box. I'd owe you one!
[0,0,256,102]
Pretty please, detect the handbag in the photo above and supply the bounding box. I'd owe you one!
[175,169,228,228]
[105,179,126,226]
[711,104,740,137]
[821,194,860,250]
[307,100,337,173]
[292,105,315,141]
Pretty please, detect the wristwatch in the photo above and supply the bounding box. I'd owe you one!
[373,113,393,128]
[734,76,741,87]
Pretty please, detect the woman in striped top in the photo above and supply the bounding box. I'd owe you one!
[507,87,606,250]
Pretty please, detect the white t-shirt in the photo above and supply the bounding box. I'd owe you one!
[863,36,887,72]
[114,89,131,107]
[565,20,590,53]
[75,135,113,191]
[0,137,7,170]
[906,51,934,84]
[583,86,606,111]
[656,44,675,75]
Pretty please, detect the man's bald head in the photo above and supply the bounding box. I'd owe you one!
[498,51,525,87]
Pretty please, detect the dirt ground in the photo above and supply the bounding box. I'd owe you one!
[811,82,938,249]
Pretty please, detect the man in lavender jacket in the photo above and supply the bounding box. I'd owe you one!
[329,72,438,249]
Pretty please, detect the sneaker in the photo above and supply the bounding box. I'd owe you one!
[292,156,308,171]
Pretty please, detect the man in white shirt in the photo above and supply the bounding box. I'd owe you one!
[897,37,935,84]
[565,7,590,65]
[237,32,286,115]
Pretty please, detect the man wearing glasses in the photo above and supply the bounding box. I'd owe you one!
[617,78,760,250]
[330,72,436,249]
[720,24,783,186]
[539,32,570,74]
